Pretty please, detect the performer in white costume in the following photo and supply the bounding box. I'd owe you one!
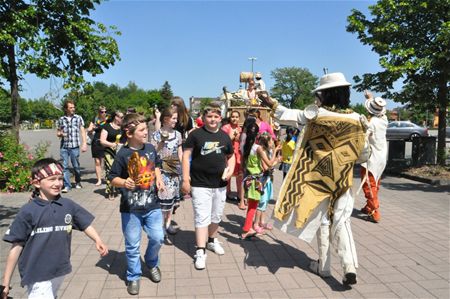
[359,92,388,223]
[255,72,266,92]
[259,72,368,286]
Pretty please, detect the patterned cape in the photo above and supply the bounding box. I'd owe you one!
[273,115,366,229]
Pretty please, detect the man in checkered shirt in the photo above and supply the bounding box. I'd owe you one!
[56,100,88,192]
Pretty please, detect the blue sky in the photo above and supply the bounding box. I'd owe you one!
[22,0,398,108]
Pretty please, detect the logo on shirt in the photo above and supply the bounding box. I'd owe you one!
[200,142,224,156]
[64,214,72,224]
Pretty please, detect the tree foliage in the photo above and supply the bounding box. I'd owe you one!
[0,0,121,140]
[347,0,449,164]
[351,103,368,117]
[66,81,165,123]
[270,67,318,109]
[160,81,173,103]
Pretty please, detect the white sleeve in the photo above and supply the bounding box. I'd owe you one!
[273,104,307,127]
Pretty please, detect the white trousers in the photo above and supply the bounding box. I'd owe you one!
[316,190,358,275]
[274,189,358,275]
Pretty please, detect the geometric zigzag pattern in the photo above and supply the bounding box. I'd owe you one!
[276,116,365,224]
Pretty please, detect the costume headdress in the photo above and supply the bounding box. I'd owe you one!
[33,163,63,181]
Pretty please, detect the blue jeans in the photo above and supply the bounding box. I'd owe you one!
[121,209,164,282]
[60,147,81,189]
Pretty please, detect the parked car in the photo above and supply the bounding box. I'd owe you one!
[386,121,428,140]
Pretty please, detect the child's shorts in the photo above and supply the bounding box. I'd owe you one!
[27,274,65,299]
[191,186,226,228]
[258,178,273,211]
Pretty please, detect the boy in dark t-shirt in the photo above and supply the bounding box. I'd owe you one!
[109,113,165,296]
[2,158,108,299]
[182,103,235,270]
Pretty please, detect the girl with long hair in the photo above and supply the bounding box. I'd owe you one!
[240,123,280,239]
[170,97,194,141]
[87,106,109,186]
[221,111,244,208]
[99,110,123,200]
[150,107,183,245]
[253,132,277,233]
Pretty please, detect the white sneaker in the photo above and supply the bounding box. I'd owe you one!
[75,183,82,189]
[194,249,207,270]
[61,187,70,193]
[206,238,225,255]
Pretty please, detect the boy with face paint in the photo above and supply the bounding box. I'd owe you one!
[2,158,108,299]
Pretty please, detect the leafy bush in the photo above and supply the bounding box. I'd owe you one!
[0,132,49,192]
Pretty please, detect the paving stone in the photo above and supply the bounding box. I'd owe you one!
[1,130,449,299]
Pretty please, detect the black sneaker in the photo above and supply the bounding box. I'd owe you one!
[127,280,140,295]
[343,272,357,286]
[149,266,161,283]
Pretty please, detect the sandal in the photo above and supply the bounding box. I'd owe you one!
[253,225,265,235]
[260,222,273,230]
[240,229,257,240]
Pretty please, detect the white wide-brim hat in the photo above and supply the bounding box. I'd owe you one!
[312,72,351,93]
[365,96,386,116]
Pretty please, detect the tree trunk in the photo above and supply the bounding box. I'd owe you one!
[7,44,20,142]
[436,78,448,166]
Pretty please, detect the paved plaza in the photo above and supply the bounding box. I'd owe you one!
[0,130,449,298]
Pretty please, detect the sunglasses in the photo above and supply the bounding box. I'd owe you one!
[99,110,107,113]
[116,115,124,119]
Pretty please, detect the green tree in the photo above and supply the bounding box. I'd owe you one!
[270,67,318,109]
[28,98,61,121]
[160,81,173,103]
[0,0,120,141]
[199,98,213,112]
[351,103,368,117]
[347,0,449,165]
[0,87,11,123]
[67,81,164,122]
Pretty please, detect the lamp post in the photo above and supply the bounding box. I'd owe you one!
[248,57,257,75]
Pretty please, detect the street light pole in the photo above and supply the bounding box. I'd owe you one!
[248,57,257,75]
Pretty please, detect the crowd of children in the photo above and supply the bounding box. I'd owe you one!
[1,101,300,298]
[3,74,384,297]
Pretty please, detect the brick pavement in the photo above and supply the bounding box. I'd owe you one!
[0,130,449,298]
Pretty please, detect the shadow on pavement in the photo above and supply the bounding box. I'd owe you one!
[93,187,108,198]
[382,182,450,193]
[96,250,127,284]
[96,250,168,285]
[351,208,375,223]
[169,229,197,263]
[220,214,350,292]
